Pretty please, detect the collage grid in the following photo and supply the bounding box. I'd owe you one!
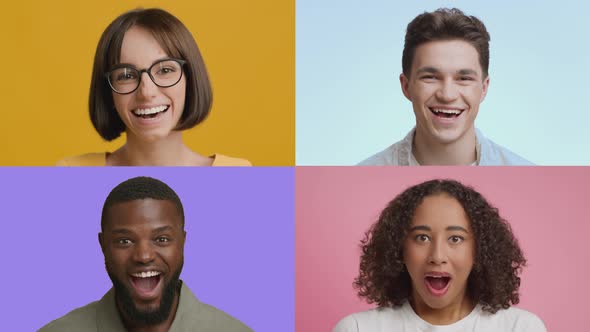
[0,1,588,332]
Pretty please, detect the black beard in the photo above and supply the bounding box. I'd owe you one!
[106,263,183,327]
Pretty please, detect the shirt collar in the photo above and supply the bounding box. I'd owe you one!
[405,127,481,166]
[96,288,126,332]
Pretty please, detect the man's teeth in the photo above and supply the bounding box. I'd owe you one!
[132,271,161,278]
[432,108,462,115]
[133,105,168,115]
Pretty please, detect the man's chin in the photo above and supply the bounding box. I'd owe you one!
[429,125,474,145]
[118,280,178,326]
[107,270,182,327]
[435,134,464,145]
[132,299,163,313]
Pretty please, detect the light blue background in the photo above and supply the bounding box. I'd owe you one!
[296,0,589,165]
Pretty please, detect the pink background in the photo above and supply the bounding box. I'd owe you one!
[296,167,590,332]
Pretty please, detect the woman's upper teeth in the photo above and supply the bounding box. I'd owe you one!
[133,105,167,115]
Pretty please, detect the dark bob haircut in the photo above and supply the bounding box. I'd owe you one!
[90,8,212,141]
[354,179,525,314]
[101,176,185,231]
[402,8,491,79]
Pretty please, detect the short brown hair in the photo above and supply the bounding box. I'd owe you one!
[402,8,490,79]
[89,8,212,141]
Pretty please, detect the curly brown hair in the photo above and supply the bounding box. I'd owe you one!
[354,179,525,313]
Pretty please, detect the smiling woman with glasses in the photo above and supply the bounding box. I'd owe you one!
[57,8,251,166]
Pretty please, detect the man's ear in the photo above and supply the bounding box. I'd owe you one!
[98,233,105,254]
[480,76,490,103]
[400,73,412,101]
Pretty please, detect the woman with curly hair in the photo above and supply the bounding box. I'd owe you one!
[334,179,546,331]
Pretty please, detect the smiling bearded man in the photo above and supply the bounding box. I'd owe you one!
[39,176,252,332]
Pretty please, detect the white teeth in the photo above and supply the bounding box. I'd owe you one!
[131,271,161,278]
[432,108,462,115]
[133,105,168,115]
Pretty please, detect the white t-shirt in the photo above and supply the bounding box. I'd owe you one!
[333,302,547,332]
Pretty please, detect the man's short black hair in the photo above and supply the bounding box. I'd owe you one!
[101,176,184,231]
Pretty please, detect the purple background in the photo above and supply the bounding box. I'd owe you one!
[0,167,294,332]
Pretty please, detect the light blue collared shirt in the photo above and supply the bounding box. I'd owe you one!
[358,128,533,166]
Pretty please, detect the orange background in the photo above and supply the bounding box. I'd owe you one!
[0,0,294,165]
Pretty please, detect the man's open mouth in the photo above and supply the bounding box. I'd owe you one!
[130,271,163,298]
[132,105,170,119]
[429,107,464,119]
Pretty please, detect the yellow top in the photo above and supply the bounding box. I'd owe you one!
[56,153,252,166]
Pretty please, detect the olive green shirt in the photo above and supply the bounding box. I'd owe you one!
[38,282,252,332]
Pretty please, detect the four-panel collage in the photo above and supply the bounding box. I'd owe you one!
[1,0,589,331]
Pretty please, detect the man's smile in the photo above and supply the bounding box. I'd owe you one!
[428,107,465,119]
[129,270,164,301]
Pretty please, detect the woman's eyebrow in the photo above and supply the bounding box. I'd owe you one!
[446,225,469,233]
[409,225,431,232]
[149,57,175,64]
[408,225,469,233]
[111,62,137,70]
[113,58,174,69]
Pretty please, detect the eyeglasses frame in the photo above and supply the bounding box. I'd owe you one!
[105,58,187,95]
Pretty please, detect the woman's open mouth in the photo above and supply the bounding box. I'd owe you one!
[424,273,451,297]
[132,105,170,119]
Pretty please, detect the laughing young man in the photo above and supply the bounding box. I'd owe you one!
[359,8,532,166]
[39,176,252,332]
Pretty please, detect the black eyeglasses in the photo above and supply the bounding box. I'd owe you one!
[105,58,186,94]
